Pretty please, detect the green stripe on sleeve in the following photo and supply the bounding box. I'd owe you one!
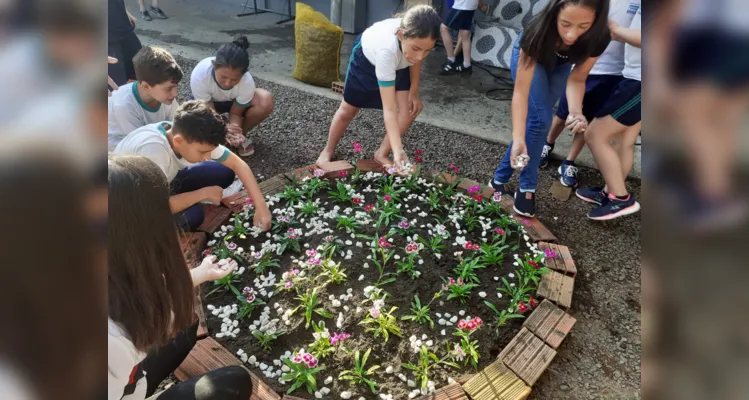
[234,99,252,108]
[214,148,230,163]
[378,80,396,87]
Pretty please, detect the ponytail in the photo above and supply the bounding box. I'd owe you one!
[215,34,251,73]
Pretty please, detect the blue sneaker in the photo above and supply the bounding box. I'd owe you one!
[540,142,554,168]
[513,191,536,218]
[588,194,640,221]
[576,186,607,205]
[558,163,578,187]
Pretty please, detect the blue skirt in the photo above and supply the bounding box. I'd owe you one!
[343,36,411,110]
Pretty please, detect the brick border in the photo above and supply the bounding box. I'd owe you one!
[175,163,580,400]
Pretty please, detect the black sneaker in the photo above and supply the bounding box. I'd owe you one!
[455,64,473,75]
[439,61,457,75]
[540,141,554,168]
[150,6,168,19]
[140,10,152,21]
[576,186,607,205]
[513,191,536,218]
[588,194,640,221]
[488,180,512,196]
[558,163,579,187]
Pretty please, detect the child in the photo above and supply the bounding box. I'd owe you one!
[137,0,167,21]
[108,155,253,400]
[540,0,641,189]
[113,100,272,232]
[316,5,442,171]
[489,0,611,218]
[579,5,641,220]
[108,46,182,150]
[190,35,275,157]
[439,0,479,75]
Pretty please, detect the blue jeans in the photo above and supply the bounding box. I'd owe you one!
[171,162,235,231]
[493,36,572,192]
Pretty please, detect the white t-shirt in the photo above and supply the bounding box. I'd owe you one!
[190,57,256,106]
[452,0,479,11]
[622,6,641,81]
[361,18,413,86]
[590,0,641,75]
[113,122,230,182]
[108,82,179,151]
[108,318,147,400]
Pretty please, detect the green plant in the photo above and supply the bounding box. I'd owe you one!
[390,218,415,236]
[356,234,397,287]
[498,275,535,310]
[403,345,459,391]
[425,189,442,212]
[360,306,403,342]
[401,294,439,329]
[463,214,481,233]
[452,257,486,285]
[478,240,509,266]
[443,278,478,304]
[291,287,334,329]
[299,200,319,217]
[303,176,329,198]
[225,214,251,240]
[278,185,305,203]
[236,287,266,320]
[252,327,287,351]
[374,199,400,230]
[308,321,336,359]
[251,251,280,275]
[452,320,482,369]
[336,215,360,233]
[484,301,525,332]
[272,215,294,233]
[328,181,352,203]
[320,259,347,285]
[519,254,551,286]
[277,229,302,255]
[338,348,380,393]
[395,252,421,279]
[206,270,241,297]
[282,351,324,394]
[401,166,422,191]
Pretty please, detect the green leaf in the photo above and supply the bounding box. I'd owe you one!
[287,379,304,394]
[402,363,418,371]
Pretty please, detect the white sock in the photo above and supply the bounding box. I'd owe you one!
[447,57,456,63]
[463,61,471,68]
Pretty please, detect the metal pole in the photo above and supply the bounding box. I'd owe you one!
[331,0,342,26]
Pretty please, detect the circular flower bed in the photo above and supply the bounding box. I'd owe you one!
[202,166,554,400]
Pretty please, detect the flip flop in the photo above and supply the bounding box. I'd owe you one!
[237,137,254,157]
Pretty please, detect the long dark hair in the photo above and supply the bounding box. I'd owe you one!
[399,4,441,40]
[520,0,610,70]
[108,155,195,352]
[215,34,251,73]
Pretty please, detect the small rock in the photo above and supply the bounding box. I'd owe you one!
[341,391,352,399]
[325,376,333,385]
[441,329,446,335]
[407,380,415,387]
[459,310,466,316]
[282,365,290,372]
[494,276,500,281]
[386,366,394,374]
[479,291,487,298]
[445,313,451,318]
[398,373,407,382]
[249,355,257,364]
[447,377,456,384]
[259,363,268,370]
[438,319,446,325]
[450,316,458,323]
[315,392,323,399]
[426,340,433,346]
[321,387,331,395]
[421,334,428,340]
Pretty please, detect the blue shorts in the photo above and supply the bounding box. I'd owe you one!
[556,75,624,121]
[595,78,642,126]
[343,36,411,110]
[444,8,474,31]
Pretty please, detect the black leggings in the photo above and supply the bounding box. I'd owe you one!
[140,323,252,399]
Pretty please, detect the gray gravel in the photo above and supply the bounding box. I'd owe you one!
[175,54,641,400]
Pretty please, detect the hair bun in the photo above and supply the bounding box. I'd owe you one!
[232,35,250,51]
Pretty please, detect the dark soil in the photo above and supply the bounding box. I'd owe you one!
[203,173,537,399]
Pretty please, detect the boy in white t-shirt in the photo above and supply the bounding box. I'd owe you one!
[114,100,271,231]
[541,0,641,187]
[190,35,275,157]
[108,46,182,150]
[439,0,481,75]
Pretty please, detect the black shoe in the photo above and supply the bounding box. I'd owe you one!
[513,191,536,218]
[439,61,457,75]
[488,180,512,196]
[588,194,640,221]
[454,64,473,75]
[140,10,153,21]
[150,6,168,19]
[576,186,607,205]
[539,141,554,168]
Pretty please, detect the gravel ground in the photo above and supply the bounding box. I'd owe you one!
[175,55,641,400]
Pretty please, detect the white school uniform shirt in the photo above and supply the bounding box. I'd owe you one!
[590,0,641,76]
[452,0,479,11]
[113,122,230,183]
[108,82,179,151]
[622,6,641,81]
[108,318,147,400]
[190,57,256,106]
[361,18,413,86]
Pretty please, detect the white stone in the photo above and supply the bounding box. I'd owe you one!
[386,366,394,374]
[438,319,446,325]
[332,300,342,308]
[421,334,428,340]
[445,313,451,318]
[315,392,323,399]
[358,274,365,281]
[325,376,333,385]
[398,373,407,382]
[340,391,353,399]
[447,377,457,384]
[282,365,290,372]
[249,355,257,364]
[441,329,446,335]
[459,310,466,316]
[273,359,281,366]
[343,305,350,312]
[436,313,442,318]
[407,380,415,387]
[426,340,433,347]
[321,387,331,395]
[259,363,268,370]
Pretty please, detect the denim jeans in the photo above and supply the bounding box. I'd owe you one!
[493,35,572,192]
[171,162,236,231]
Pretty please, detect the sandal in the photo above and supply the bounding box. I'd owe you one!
[237,137,255,157]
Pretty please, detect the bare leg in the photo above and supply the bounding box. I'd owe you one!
[152,0,158,7]
[566,131,588,162]
[440,24,455,59]
[585,116,629,196]
[617,122,642,178]
[546,116,566,144]
[460,29,471,65]
[137,0,145,9]
[318,100,360,164]
[374,91,421,166]
[241,89,274,133]
[454,35,462,58]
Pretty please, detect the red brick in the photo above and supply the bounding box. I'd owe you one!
[523,299,576,349]
[498,328,556,387]
[430,170,459,185]
[356,159,384,172]
[197,205,232,234]
[463,361,531,400]
[497,195,557,243]
[331,81,344,94]
[222,190,250,214]
[284,165,316,182]
[316,160,354,179]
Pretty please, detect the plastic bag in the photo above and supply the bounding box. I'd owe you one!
[293,3,343,87]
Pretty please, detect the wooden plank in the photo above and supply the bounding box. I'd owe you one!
[285,165,316,182]
[174,337,242,381]
[556,243,578,276]
[549,180,572,201]
[356,159,384,172]
[197,205,232,234]
[497,195,558,243]
[536,271,573,310]
[282,396,307,400]
[316,160,355,179]
[249,370,283,400]
[179,232,206,268]
[462,360,531,400]
[258,174,290,197]
[558,274,575,309]
[414,383,469,400]
[537,242,566,275]
[222,190,250,214]
[498,328,556,387]
[194,289,208,339]
[523,299,576,349]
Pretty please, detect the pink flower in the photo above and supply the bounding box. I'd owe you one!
[383,195,392,202]
[457,320,467,330]
[352,197,362,205]
[441,284,448,291]
[467,320,477,331]
[339,170,347,178]
[325,235,334,243]
[493,192,502,202]
[242,286,254,295]
[522,219,531,227]
[227,242,237,250]
[293,354,303,363]
[202,249,212,256]
[306,358,318,368]
[353,142,362,153]
[247,196,254,204]
[467,185,480,194]
[474,316,483,327]
[290,269,299,276]
[414,157,423,163]
[246,294,256,303]
[544,248,558,259]
[529,298,538,308]
[494,228,505,236]
[370,307,381,318]
[398,219,410,229]
[308,258,322,265]
[414,149,423,156]
[255,251,263,258]
[405,241,419,253]
[378,237,392,248]
[306,249,317,257]
[330,333,351,345]
[284,281,294,289]
[302,353,314,363]
[313,169,326,177]
[449,278,456,285]
[518,301,530,314]
[457,278,465,285]
[364,204,374,212]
